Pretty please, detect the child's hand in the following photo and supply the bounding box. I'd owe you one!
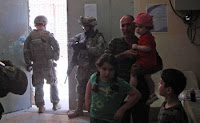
[114,109,125,121]
[132,44,138,50]
[123,49,137,59]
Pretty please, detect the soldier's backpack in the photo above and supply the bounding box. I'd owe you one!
[29,31,54,63]
[29,38,46,63]
[0,60,28,97]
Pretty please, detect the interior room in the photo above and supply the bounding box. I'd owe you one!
[0,0,200,123]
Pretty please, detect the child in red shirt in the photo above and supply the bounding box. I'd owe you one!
[130,12,158,105]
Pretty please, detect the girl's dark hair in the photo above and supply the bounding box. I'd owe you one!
[92,53,119,92]
[161,68,187,96]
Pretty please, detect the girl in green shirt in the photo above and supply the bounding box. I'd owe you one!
[85,53,141,123]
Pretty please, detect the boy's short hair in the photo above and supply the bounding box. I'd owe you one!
[161,68,187,96]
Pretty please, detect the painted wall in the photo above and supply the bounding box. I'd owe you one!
[134,0,200,87]
[0,0,31,113]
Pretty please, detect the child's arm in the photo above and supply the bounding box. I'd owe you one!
[132,44,151,52]
[85,81,92,112]
[115,49,137,61]
[114,87,142,121]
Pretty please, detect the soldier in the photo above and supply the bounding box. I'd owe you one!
[0,60,28,120]
[24,15,60,113]
[67,16,107,118]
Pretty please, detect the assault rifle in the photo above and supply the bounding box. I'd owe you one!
[64,49,79,84]
[64,40,86,84]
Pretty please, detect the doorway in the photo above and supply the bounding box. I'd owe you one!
[29,0,68,110]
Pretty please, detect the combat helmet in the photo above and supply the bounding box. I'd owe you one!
[78,16,97,27]
[34,15,48,26]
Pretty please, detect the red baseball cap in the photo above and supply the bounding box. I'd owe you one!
[133,12,153,27]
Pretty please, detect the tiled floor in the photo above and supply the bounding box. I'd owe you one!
[0,106,90,123]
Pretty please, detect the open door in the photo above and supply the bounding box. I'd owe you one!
[67,0,134,110]
[0,0,31,113]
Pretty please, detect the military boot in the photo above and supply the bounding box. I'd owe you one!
[52,103,61,111]
[38,105,45,113]
[68,102,84,118]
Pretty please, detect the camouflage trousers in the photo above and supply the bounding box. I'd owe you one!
[75,66,96,102]
[34,82,59,107]
[32,66,59,107]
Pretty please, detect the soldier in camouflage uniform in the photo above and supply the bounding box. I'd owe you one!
[24,15,60,113]
[67,16,107,118]
[0,60,28,120]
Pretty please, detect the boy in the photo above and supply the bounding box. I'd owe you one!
[158,68,188,123]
